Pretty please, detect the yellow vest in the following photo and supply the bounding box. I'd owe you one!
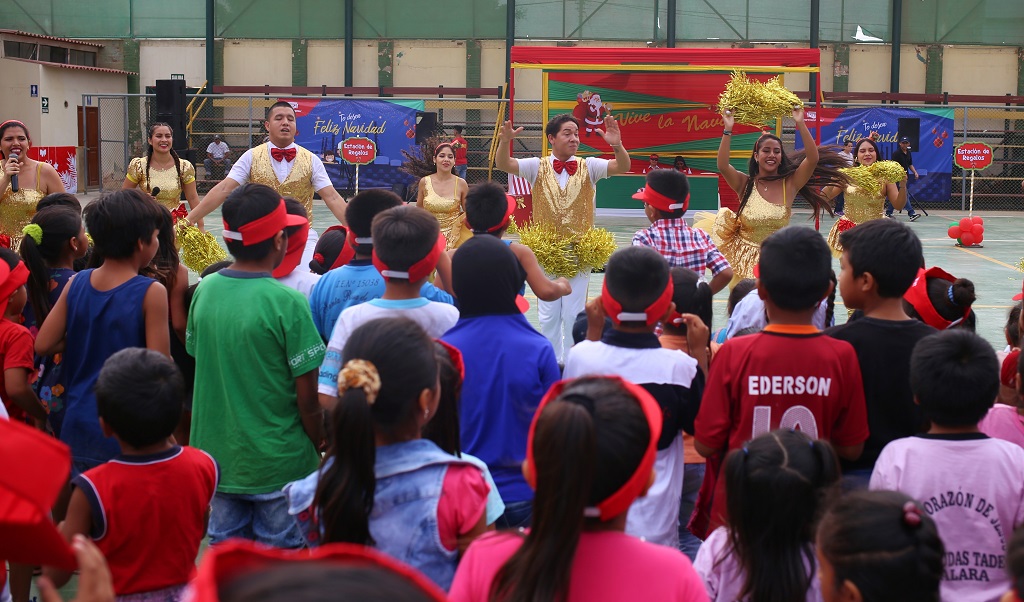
[249,143,317,222]
[531,158,595,237]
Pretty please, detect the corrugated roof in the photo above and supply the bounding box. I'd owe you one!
[6,57,134,76]
[0,29,105,48]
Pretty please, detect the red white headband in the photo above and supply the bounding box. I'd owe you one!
[372,232,445,282]
[223,199,306,246]
[0,261,29,318]
[632,186,689,213]
[320,225,356,270]
[526,377,662,521]
[436,339,465,381]
[903,267,971,330]
[271,215,310,278]
[473,194,517,233]
[601,277,674,326]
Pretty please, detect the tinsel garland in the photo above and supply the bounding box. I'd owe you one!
[509,219,616,279]
[840,161,907,197]
[717,71,803,127]
[175,221,228,273]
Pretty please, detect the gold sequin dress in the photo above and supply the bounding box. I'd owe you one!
[693,185,791,282]
[1,162,46,248]
[826,183,885,257]
[126,157,196,210]
[423,176,471,250]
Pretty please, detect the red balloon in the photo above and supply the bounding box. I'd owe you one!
[975,232,984,244]
[971,223,985,237]
[947,226,961,239]
[959,217,972,231]
[971,216,984,225]
[960,232,976,246]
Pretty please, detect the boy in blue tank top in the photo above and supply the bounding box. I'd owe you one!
[36,189,169,474]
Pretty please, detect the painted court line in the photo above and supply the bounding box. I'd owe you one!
[953,246,1021,272]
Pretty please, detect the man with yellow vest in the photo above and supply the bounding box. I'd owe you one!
[186,101,347,263]
[495,113,630,363]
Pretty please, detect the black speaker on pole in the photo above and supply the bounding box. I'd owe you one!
[155,79,188,152]
[897,117,921,150]
[415,112,439,143]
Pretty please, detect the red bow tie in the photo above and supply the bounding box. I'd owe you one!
[271,147,296,162]
[552,159,578,175]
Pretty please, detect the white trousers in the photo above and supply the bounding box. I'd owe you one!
[538,271,591,364]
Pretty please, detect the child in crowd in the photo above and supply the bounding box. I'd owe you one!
[43,348,218,600]
[443,233,561,528]
[273,198,320,298]
[631,169,733,294]
[463,181,571,302]
[826,219,934,482]
[33,192,91,272]
[36,189,169,473]
[565,246,705,547]
[693,430,839,601]
[660,267,713,559]
[286,318,490,591]
[0,248,44,428]
[997,304,1022,406]
[817,490,944,602]
[308,225,353,275]
[712,278,755,344]
[318,205,459,409]
[903,266,977,331]
[695,226,868,535]
[308,190,452,340]
[449,376,709,601]
[871,329,1024,601]
[980,352,1024,448]
[187,183,326,548]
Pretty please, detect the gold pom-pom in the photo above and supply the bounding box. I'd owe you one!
[840,161,907,197]
[512,219,615,278]
[175,221,228,273]
[868,160,907,186]
[717,71,802,127]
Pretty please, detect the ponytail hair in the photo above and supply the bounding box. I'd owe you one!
[19,206,82,324]
[489,377,650,602]
[904,275,977,332]
[421,341,463,457]
[723,429,840,602]
[664,266,713,341]
[315,317,438,546]
[738,136,848,220]
[817,489,944,602]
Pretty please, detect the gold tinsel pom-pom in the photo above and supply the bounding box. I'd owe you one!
[511,219,616,279]
[840,161,907,197]
[717,71,803,127]
[175,221,228,273]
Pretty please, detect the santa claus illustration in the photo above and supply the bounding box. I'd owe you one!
[573,91,612,137]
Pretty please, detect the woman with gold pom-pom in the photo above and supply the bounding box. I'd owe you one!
[822,137,907,257]
[122,122,202,226]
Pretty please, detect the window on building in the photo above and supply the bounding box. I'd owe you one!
[3,41,37,60]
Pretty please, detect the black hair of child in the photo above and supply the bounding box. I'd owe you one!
[36,192,82,213]
[825,269,838,328]
[218,563,436,602]
[371,205,440,281]
[453,125,464,134]
[727,279,757,317]
[283,197,307,238]
[733,326,763,337]
[839,219,923,298]
[903,275,977,332]
[644,169,690,220]
[316,317,438,546]
[222,183,283,262]
[1017,350,1024,392]
[759,226,832,311]
[465,182,509,233]
[0,247,19,271]
[603,246,670,327]
[309,228,348,275]
[421,341,463,458]
[83,189,164,260]
[1007,303,1022,348]
[818,489,944,602]
[20,206,81,324]
[345,189,402,254]
[95,347,184,448]
[665,267,712,340]
[544,113,580,138]
[910,329,998,427]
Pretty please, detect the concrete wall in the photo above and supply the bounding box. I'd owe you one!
[393,41,466,88]
[139,40,207,88]
[38,66,127,147]
[0,60,43,143]
[223,39,291,86]
[942,46,1019,96]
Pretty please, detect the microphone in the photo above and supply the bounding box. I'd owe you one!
[9,153,18,193]
[150,187,160,197]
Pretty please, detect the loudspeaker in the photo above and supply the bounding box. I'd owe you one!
[155,80,187,116]
[155,112,188,152]
[897,117,921,150]
[415,112,439,143]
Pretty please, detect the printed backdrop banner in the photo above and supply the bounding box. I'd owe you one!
[283,98,424,190]
[800,106,955,202]
[27,146,77,194]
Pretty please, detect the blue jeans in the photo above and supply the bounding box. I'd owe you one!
[833,192,845,213]
[455,164,467,180]
[678,463,705,561]
[495,499,532,530]
[885,182,916,216]
[209,490,306,548]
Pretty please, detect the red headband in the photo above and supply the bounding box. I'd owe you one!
[271,217,310,278]
[372,232,445,283]
[187,540,447,602]
[903,267,971,330]
[319,225,355,271]
[436,339,465,381]
[222,199,306,246]
[601,277,674,327]
[0,261,29,317]
[525,377,662,521]
[632,186,689,213]
[483,195,517,233]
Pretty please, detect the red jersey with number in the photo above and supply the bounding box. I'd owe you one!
[73,446,218,595]
[694,325,868,530]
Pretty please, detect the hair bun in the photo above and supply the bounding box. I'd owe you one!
[903,501,923,528]
[338,359,381,404]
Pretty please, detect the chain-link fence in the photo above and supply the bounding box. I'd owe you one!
[83,95,1024,211]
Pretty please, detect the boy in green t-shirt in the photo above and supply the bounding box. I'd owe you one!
[186,183,326,548]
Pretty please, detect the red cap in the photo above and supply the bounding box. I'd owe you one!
[223,199,307,246]
[0,420,77,571]
[372,232,445,283]
[632,186,689,214]
[1013,280,1024,301]
[903,267,972,330]
[271,218,310,278]
[0,260,29,317]
[1001,350,1020,388]
[601,277,674,327]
